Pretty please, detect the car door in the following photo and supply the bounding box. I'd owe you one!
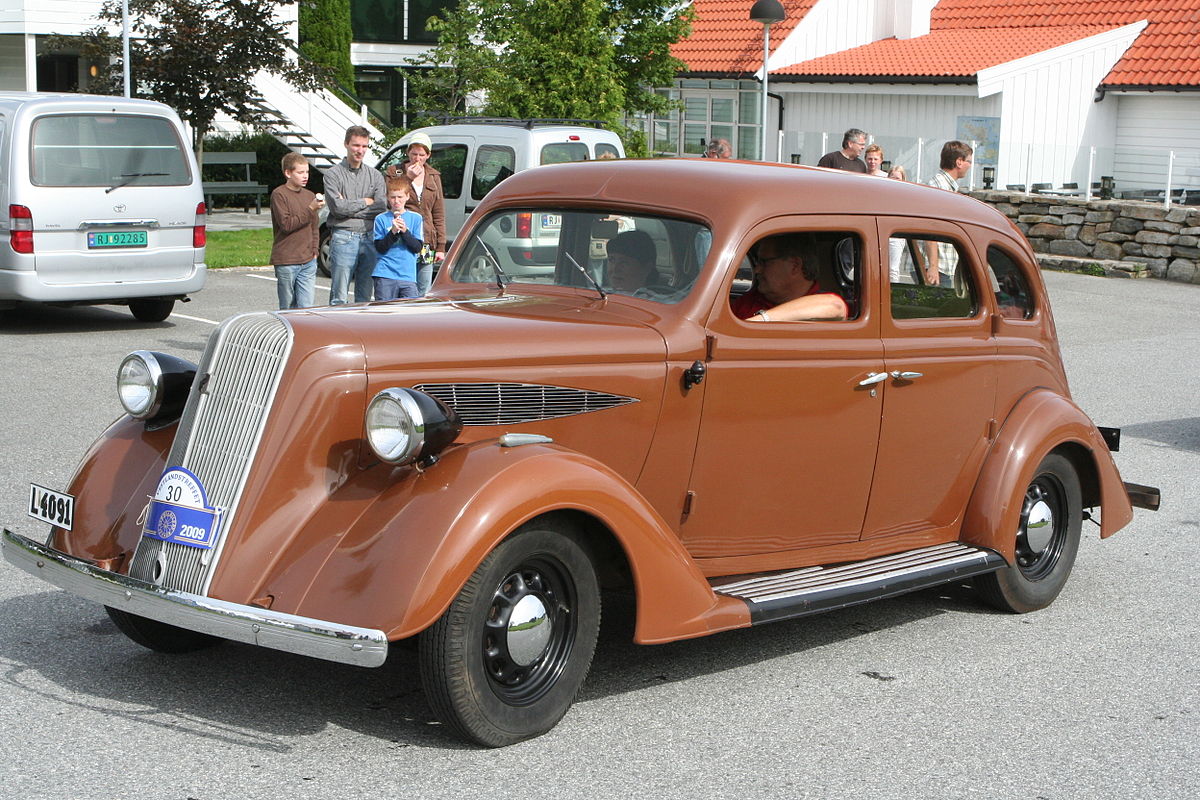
[859,217,998,540]
[682,218,884,561]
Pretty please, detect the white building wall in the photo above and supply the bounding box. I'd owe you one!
[977,22,1144,188]
[777,84,999,183]
[1114,94,1200,192]
[0,0,110,35]
[0,34,28,89]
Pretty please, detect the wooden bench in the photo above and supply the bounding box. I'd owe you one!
[201,151,268,213]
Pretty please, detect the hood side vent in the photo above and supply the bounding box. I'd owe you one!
[414,382,637,426]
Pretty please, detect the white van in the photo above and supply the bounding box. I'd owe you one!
[376,119,625,246]
[0,92,206,321]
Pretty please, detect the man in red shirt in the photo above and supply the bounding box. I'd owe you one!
[731,233,849,322]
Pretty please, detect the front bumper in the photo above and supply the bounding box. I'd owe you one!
[2,528,388,668]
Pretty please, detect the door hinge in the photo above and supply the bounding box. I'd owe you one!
[987,418,999,441]
[682,490,696,520]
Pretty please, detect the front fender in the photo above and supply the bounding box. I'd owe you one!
[961,389,1133,560]
[290,440,749,644]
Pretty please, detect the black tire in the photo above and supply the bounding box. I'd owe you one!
[317,225,331,278]
[129,298,174,322]
[105,606,222,654]
[419,519,601,747]
[975,453,1083,613]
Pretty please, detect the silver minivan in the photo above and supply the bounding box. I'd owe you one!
[0,92,206,321]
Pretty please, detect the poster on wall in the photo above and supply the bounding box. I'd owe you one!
[956,116,1000,167]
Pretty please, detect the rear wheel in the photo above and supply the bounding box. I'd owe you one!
[975,453,1082,613]
[419,518,601,747]
[317,225,331,278]
[129,298,174,322]
[105,607,222,653]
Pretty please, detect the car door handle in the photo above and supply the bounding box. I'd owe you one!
[890,371,924,381]
[858,372,888,386]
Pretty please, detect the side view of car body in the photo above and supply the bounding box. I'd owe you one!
[3,159,1158,747]
[0,92,206,321]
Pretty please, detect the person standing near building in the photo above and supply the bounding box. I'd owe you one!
[817,129,868,173]
[703,138,732,159]
[385,131,445,295]
[924,140,974,285]
[323,125,386,304]
[864,144,887,176]
[269,153,323,310]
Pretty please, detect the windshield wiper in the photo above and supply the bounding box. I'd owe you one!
[106,173,169,193]
[474,235,510,289]
[563,251,606,300]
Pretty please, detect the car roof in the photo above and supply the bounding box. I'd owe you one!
[478,157,1019,235]
[0,91,178,116]
[398,123,622,141]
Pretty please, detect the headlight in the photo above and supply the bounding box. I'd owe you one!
[366,388,462,466]
[117,350,197,427]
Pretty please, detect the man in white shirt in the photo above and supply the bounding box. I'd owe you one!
[924,141,974,285]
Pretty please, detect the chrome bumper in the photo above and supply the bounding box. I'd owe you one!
[2,529,388,668]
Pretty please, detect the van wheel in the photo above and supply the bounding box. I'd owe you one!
[105,607,222,653]
[419,520,601,747]
[129,298,174,322]
[317,226,331,278]
[975,453,1082,613]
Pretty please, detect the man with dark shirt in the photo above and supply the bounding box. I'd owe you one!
[817,128,868,173]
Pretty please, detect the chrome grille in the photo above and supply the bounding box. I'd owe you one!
[130,313,292,594]
[414,382,637,426]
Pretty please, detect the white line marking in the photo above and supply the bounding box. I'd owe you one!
[247,273,330,293]
[172,312,221,325]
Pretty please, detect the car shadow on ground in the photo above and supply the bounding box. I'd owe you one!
[0,579,996,751]
[0,303,173,333]
[1121,418,1200,454]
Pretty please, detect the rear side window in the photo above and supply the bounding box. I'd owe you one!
[31,114,190,187]
[472,145,516,200]
[595,142,620,159]
[429,143,468,199]
[987,246,1035,319]
[888,234,979,319]
[540,142,590,165]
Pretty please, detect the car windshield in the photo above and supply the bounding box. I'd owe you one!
[449,209,709,304]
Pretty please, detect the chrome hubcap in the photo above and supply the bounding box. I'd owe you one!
[1024,499,1055,554]
[507,594,551,666]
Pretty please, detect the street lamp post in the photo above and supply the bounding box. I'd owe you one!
[750,0,785,161]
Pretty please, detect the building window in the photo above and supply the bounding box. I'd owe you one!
[350,0,455,45]
[354,66,432,128]
[628,80,762,159]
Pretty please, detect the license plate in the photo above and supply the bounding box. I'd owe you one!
[29,483,74,530]
[88,230,148,248]
[540,214,562,228]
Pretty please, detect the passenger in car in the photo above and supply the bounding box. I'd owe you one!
[732,233,849,322]
[606,230,660,292]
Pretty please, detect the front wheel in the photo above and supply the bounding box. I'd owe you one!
[975,453,1083,613]
[105,607,223,653]
[419,519,601,747]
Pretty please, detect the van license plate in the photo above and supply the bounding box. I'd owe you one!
[540,214,562,228]
[29,483,74,530]
[88,231,148,248]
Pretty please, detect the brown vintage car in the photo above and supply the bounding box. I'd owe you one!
[4,159,1159,747]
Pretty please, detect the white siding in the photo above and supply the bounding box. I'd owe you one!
[777,84,998,183]
[1114,95,1200,192]
[0,34,29,89]
[0,1,111,36]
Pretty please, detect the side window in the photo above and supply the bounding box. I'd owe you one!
[595,143,620,160]
[471,144,516,200]
[429,143,468,200]
[540,142,590,165]
[987,245,1035,319]
[729,231,859,322]
[888,234,978,319]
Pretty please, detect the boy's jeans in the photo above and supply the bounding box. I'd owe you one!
[274,258,316,309]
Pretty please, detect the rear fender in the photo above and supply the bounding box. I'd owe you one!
[293,440,749,644]
[961,389,1133,560]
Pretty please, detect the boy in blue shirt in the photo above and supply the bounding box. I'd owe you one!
[372,178,424,300]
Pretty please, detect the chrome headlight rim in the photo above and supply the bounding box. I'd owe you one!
[117,350,164,419]
[366,387,462,466]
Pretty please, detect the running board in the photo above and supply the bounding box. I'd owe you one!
[712,543,1006,625]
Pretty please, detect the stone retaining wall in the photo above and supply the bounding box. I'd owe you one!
[967,190,1200,284]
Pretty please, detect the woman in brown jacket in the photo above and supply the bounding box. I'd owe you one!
[386,131,445,295]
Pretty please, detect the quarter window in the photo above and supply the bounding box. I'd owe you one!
[429,143,468,200]
[986,246,1035,319]
[472,145,516,200]
[888,235,978,319]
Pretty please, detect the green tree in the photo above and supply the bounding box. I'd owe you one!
[61,0,320,155]
[405,2,500,126]
[298,0,355,89]
[406,0,691,142]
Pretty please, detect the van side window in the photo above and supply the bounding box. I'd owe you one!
[987,245,1035,319]
[596,143,620,160]
[472,145,517,200]
[888,234,978,319]
[541,142,590,165]
[429,144,468,200]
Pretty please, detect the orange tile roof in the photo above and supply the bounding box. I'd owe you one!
[675,0,1200,87]
[774,25,1118,78]
[671,0,815,75]
[930,0,1200,86]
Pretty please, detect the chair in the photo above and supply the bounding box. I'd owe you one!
[1031,182,1052,194]
[1061,182,1079,193]
[1006,184,1026,192]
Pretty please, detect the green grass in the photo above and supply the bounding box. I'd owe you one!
[205,229,273,269]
